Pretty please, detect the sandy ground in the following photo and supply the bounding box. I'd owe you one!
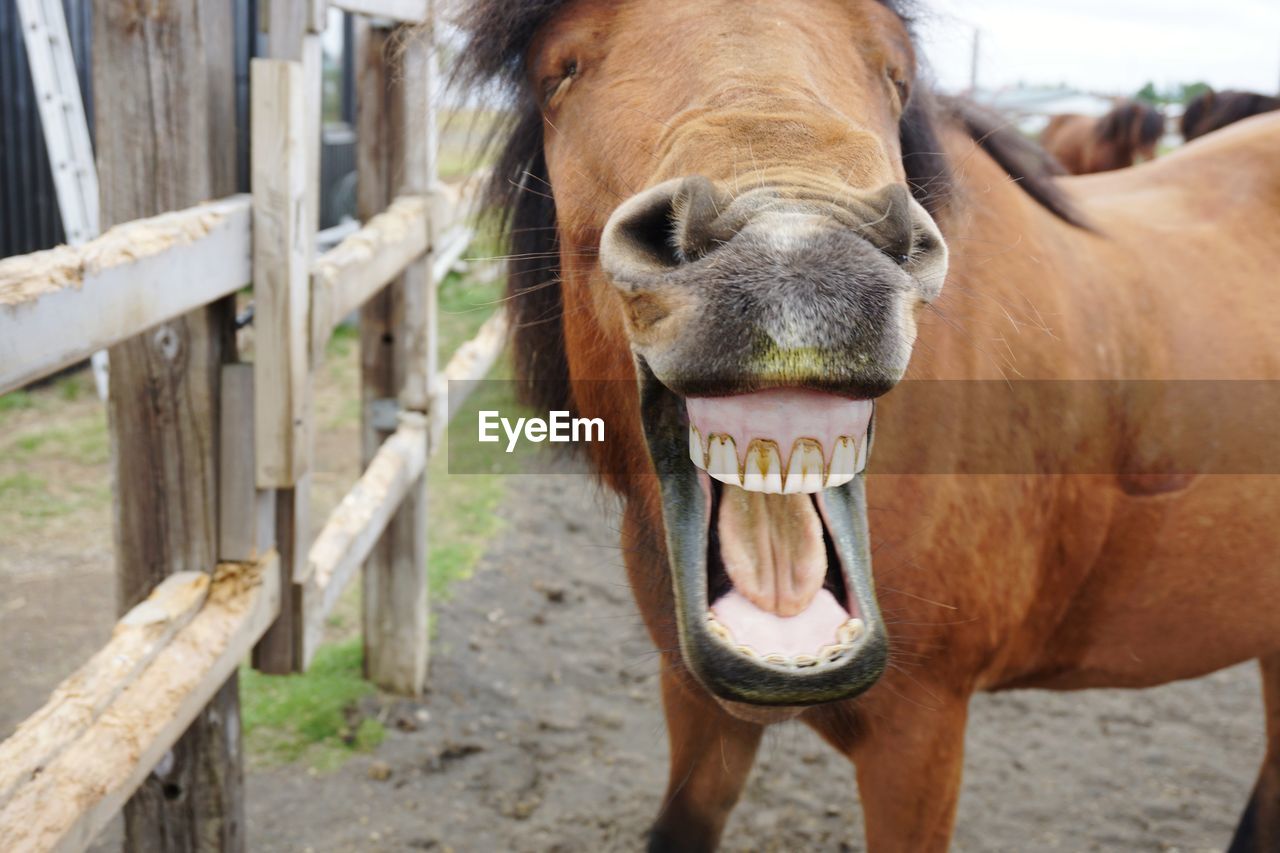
[239,468,1263,852]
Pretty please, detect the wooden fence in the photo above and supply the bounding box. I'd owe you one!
[0,0,506,849]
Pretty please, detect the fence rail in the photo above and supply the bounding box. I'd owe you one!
[0,195,252,395]
[0,0,504,848]
[0,554,281,849]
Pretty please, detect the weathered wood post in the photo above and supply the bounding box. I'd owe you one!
[93,1,244,847]
[356,14,437,694]
[251,0,325,675]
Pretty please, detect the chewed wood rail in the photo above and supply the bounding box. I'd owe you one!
[0,0,506,849]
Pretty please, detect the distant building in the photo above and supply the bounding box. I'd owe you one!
[969,85,1116,134]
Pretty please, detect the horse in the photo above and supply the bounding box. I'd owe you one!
[1182,88,1280,141]
[1040,99,1165,174]
[458,1,1280,849]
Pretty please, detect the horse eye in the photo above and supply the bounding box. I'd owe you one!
[889,73,910,108]
[542,60,581,109]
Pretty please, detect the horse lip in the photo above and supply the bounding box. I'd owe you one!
[639,366,888,706]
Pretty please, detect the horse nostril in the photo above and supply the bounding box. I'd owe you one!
[672,176,735,260]
[600,177,736,284]
[610,186,684,270]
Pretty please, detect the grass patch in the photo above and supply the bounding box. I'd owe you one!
[0,472,106,522]
[240,639,385,770]
[0,391,34,416]
[0,411,109,467]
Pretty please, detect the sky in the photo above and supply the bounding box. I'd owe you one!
[913,0,1280,95]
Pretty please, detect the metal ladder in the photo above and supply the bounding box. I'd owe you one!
[15,0,107,397]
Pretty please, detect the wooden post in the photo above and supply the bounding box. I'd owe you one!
[356,19,435,695]
[251,1,324,674]
[93,0,245,848]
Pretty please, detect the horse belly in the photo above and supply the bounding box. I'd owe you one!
[1025,475,1280,689]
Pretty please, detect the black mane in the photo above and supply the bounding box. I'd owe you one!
[1181,89,1280,141]
[454,0,1083,414]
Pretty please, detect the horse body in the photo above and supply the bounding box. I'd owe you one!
[460,0,1280,847]
[880,114,1280,679]
[1041,100,1164,174]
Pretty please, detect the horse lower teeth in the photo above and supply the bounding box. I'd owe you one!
[837,618,865,645]
[819,644,848,661]
[706,612,862,667]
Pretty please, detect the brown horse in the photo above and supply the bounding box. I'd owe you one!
[1040,99,1165,173]
[1182,88,1280,141]
[459,0,1280,849]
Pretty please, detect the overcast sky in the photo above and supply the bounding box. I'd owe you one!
[914,0,1280,95]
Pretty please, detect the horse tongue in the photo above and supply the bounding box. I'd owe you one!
[716,486,827,617]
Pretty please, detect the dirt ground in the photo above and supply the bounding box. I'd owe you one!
[239,466,1263,853]
[0,417,1266,852]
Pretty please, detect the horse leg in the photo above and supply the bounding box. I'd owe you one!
[648,658,764,852]
[811,689,970,852]
[1228,654,1280,853]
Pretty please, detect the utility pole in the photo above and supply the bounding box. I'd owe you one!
[969,28,981,95]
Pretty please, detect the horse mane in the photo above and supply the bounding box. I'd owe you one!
[1180,90,1219,141]
[1182,89,1280,141]
[938,97,1085,227]
[454,0,1084,413]
[1095,99,1163,153]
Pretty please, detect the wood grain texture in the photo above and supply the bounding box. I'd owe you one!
[92,0,245,847]
[250,58,312,488]
[252,1,324,672]
[0,196,251,396]
[300,415,428,667]
[0,572,211,812]
[219,364,275,562]
[0,558,279,853]
[310,193,431,362]
[355,20,433,695]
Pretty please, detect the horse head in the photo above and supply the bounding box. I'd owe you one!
[460,0,1073,711]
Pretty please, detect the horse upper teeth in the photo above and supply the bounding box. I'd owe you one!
[687,428,867,494]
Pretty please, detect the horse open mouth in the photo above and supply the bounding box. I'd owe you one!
[641,371,888,706]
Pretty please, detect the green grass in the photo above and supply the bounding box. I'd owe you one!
[0,471,109,522]
[0,384,111,530]
[3,415,110,466]
[240,639,385,770]
[0,390,34,415]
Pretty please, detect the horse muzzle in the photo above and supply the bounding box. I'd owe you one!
[600,176,947,705]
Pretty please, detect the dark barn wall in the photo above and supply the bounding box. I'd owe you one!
[2,0,352,258]
[0,0,92,258]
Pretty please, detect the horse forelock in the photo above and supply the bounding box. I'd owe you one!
[455,0,1083,405]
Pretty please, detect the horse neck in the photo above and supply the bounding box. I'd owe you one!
[915,136,1093,382]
